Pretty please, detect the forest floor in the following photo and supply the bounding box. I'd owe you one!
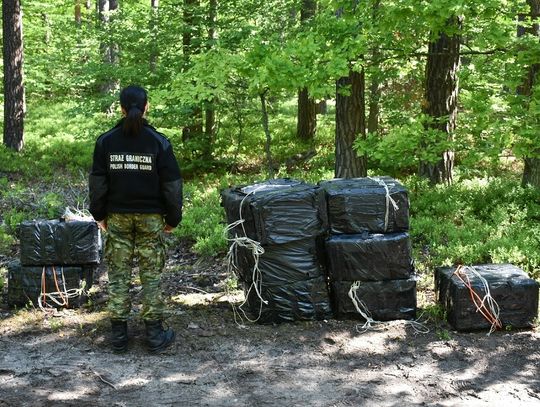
[1,242,539,407]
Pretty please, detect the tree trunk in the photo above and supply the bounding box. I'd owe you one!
[75,1,82,26]
[260,91,275,178]
[419,16,462,185]
[98,0,119,95]
[519,0,540,188]
[150,0,159,72]
[2,0,25,152]
[182,0,203,142]
[296,0,317,141]
[335,68,367,178]
[367,0,381,136]
[202,0,217,160]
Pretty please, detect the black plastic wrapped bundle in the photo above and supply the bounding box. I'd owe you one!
[7,260,94,308]
[435,264,539,331]
[319,177,409,234]
[330,278,417,320]
[19,220,101,266]
[325,232,413,281]
[220,178,327,245]
[243,276,332,323]
[233,238,326,285]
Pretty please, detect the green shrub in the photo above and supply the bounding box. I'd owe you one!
[408,176,540,280]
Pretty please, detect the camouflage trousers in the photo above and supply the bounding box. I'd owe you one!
[105,213,167,321]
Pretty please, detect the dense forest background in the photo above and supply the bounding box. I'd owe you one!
[0,0,539,285]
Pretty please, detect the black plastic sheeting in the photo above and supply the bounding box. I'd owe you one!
[19,220,101,266]
[325,232,413,281]
[319,177,409,234]
[243,276,332,323]
[7,260,94,308]
[221,178,328,245]
[435,264,539,331]
[233,238,326,285]
[330,278,417,320]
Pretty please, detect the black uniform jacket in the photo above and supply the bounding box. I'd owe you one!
[89,119,183,227]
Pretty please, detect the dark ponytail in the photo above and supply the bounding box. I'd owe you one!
[119,85,148,137]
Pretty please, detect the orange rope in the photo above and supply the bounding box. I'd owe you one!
[40,266,69,308]
[452,265,502,330]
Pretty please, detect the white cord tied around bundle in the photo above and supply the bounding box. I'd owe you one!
[38,266,87,312]
[367,177,399,232]
[348,281,429,334]
[225,186,269,325]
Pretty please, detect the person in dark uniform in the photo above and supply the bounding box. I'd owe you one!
[89,85,182,353]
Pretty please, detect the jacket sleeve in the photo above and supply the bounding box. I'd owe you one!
[88,140,109,222]
[158,143,183,228]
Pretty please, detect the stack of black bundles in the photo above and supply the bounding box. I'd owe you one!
[221,178,332,323]
[7,219,100,308]
[435,264,539,331]
[320,177,416,321]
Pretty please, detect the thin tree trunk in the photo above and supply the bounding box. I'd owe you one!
[335,68,367,178]
[296,0,317,141]
[203,0,217,160]
[260,91,275,178]
[98,0,119,95]
[419,16,462,185]
[182,0,203,142]
[3,0,25,152]
[150,0,159,72]
[75,1,82,26]
[519,0,540,188]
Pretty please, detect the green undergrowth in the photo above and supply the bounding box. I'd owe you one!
[408,175,540,279]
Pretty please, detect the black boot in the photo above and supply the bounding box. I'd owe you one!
[145,320,175,353]
[110,319,128,352]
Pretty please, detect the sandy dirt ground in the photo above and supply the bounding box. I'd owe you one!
[1,248,539,407]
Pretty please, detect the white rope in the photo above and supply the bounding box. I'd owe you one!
[63,207,94,222]
[348,281,429,334]
[224,186,269,325]
[38,266,87,312]
[367,177,399,232]
[459,265,501,335]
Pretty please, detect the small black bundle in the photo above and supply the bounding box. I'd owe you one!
[330,278,417,321]
[325,232,413,281]
[7,260,94,308]
[233,238,326,286]
[221,178,327,245]
[243,276,332,324]
[435,264,539,331]
[319,177,409,234]
[19,219,101,266]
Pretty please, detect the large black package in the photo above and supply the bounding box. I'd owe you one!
[330,278,417,320]
[233,238,326,285]
[319,177,409,234]
[325,232,413,281]
[221,178,328,245]
[7,260,94,308]
[435,264,539,331]
[19,219,101,266]
[242,276,332,323]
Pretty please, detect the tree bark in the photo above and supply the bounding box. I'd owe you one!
[150,0,159,72]
[2,0,25,152]
[335,68,367,178]
[182,0,203,142]
[519,0,540,188]
[296,0,317,141]
[419,16,462,185]
[98,0,119,95]
[260,91,275,178]
[203,0,217,160]
[75,1,82,26]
